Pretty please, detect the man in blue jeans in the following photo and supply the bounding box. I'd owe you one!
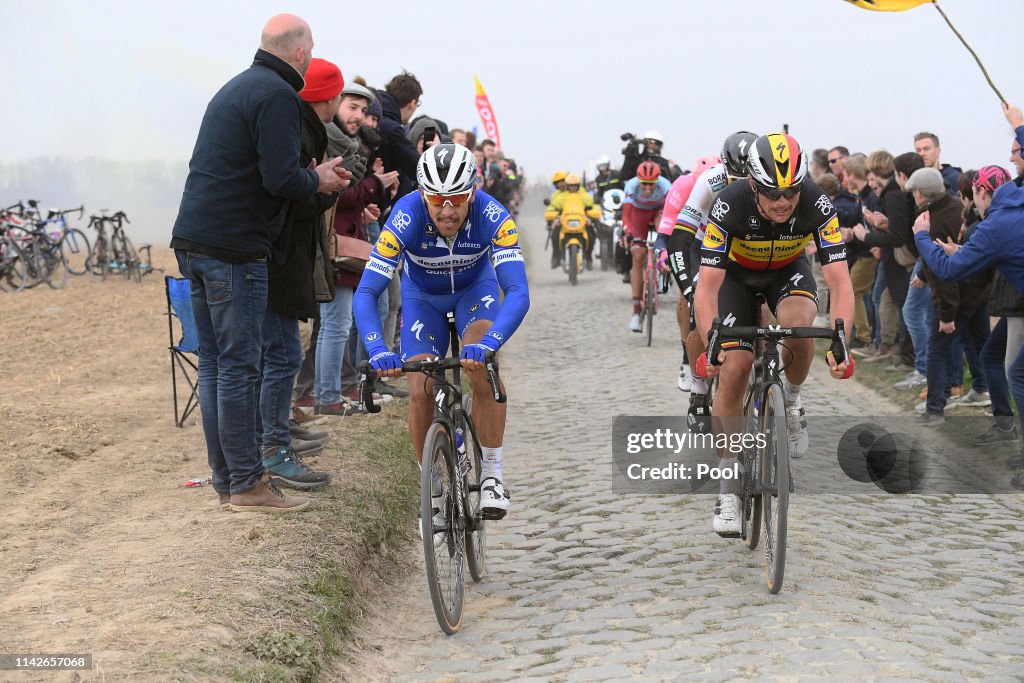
[171,14,350,512]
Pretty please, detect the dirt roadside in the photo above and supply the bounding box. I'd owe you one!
[0,247,418,682]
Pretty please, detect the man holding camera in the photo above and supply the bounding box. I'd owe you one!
[620,130,678,183]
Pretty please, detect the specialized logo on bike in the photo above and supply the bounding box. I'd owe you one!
[818,216,843,246]
[483,201,504,223]
[703,224,727,252]
[710,200,730,222]
[391,210,412,233]
[376,230,402,258]
[494,218,519,246]
[814,193,835,215]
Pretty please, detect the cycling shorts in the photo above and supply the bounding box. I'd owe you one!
[623,204,661,242]
[716,258,818,353]
[399,273,500,361]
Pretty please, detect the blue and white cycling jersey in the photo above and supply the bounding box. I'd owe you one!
[353,189,530,355]
[623,176,673,211]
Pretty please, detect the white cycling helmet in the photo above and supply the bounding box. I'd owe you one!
[416,143,477,194]
[596,154,611,168]
[602,188,625,211]
[644,130,664,144]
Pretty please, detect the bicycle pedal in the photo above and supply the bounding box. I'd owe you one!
[481,507,507,521]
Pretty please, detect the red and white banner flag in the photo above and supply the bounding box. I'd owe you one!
[473,74,502,150]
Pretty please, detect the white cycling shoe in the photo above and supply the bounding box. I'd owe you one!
[480,477,510,520]
[677,361,692,392]
[418,492,447,547]
[785,399,808,458]
[713,494,741,536]
[629,313,642,333]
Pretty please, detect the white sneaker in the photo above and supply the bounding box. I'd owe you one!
[712,493,741,536]
[480,477,510,519]
[915,400,927,414]
[785,400,808,457]
[894,370,927,389]
[629,314,642,333]
[677,361,692,392]
[950,389,991,408]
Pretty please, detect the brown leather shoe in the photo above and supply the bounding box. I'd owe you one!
[229,472,311,513]
[292,405,321,425]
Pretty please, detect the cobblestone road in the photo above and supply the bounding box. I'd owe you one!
[337,201,1024,682]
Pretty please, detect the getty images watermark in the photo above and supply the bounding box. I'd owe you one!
[613,416,1024,494]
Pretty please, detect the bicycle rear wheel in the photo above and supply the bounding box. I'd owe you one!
[760,383,790,593]
[41,244,69,289]
[645,265,656,347]
[462,396,487,583]
[421,422,465,634]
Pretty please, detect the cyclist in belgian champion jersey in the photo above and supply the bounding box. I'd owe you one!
[693,133,855,536]
[353,144,530,520]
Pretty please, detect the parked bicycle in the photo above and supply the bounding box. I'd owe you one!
[87,211,155,282]
[705,316,848,593]
[41,205,90,276]
[359,314,504,634]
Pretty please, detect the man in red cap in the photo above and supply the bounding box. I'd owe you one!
[257,56,352,493]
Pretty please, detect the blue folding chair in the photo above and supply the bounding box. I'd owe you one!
[165,276,200,427]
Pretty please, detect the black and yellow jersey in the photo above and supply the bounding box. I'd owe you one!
[700,179,847,272]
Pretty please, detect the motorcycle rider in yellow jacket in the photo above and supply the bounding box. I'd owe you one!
[545,173,601,269]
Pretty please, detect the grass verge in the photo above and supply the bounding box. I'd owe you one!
[171,402,418,682]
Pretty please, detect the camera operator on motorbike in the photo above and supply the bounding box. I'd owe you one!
[545,173,601,269]
[623,161,672,332]
[621,130,680,183]
[693,133,855,536]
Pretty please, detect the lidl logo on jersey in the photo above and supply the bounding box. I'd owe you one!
[703,223,728,252]
[494,218,519,247]
[818,216,843,246]
[375,230,401,258]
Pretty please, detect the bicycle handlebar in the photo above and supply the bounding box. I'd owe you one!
[3,201,24,214]
[358,352,505,414]
[707,317,848,367]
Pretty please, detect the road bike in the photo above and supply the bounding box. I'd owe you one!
[705,316,848,593]
[42,206,90,276]
[359,314,504,634]
[638,224,661,347]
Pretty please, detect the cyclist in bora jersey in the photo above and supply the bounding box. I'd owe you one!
[623,161,672,332]
[353,143,530,519]
[693,133,855,536]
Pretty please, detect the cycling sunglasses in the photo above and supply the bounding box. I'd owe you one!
[758,184,802,200]
[422,189,473,208]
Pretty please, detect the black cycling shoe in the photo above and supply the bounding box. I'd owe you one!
[688,392,712,435]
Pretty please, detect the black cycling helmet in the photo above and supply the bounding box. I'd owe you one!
[721,131,758,178]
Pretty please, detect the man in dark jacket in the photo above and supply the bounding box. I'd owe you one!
[907,168,974,424]
[375,71,423,200]
[170,14,349,513]
[259,57,351,489]
[620,131,677,182]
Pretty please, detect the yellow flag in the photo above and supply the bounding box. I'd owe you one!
[843,0,934,10]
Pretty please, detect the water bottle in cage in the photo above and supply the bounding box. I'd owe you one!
[456,427,470,476]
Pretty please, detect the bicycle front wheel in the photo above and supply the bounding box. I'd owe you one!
[462,396,487,583]
[645,265,656,347]
[760,383,790,593]
[421,422,465,634]
[62,229,92,276]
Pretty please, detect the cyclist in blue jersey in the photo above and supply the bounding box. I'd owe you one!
[353,144,530,519]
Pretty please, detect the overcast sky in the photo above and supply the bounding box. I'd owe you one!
[4,0,1024,179]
